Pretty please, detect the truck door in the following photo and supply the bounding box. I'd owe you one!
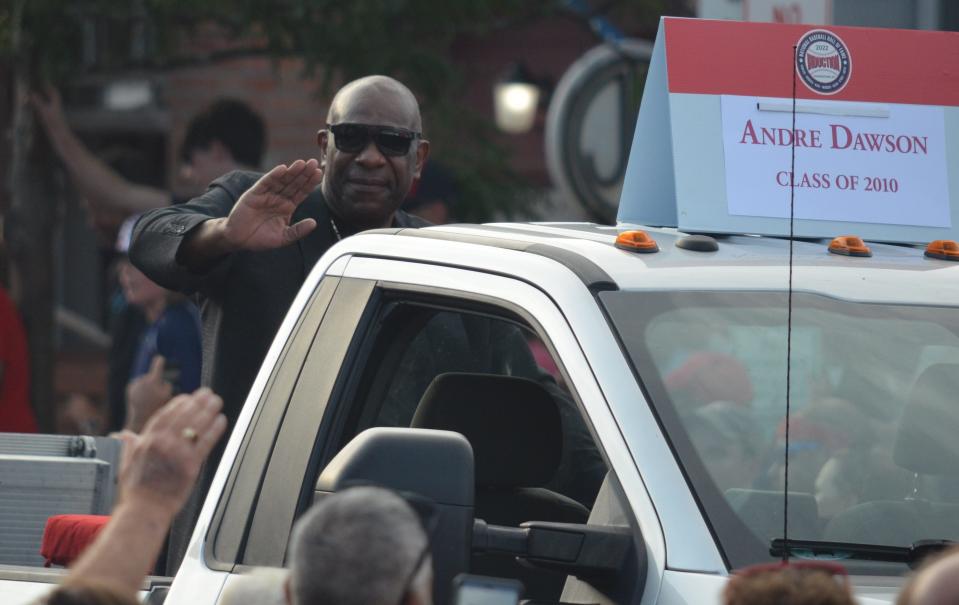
[208,256,661,604]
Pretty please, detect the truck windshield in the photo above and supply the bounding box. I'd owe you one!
[600,290,959,572]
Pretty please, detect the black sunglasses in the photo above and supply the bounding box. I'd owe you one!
[327,122,421,157]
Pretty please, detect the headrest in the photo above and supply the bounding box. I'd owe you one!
[315,427,474,506]
[893,364,959,476]
[411,373,562,487]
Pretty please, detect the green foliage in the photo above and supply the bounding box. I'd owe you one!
[3,0,615,220]
[2,1,84,85]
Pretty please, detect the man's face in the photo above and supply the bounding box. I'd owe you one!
[318,88,429,230]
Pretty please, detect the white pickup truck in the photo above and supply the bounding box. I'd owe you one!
[5,220,957,604]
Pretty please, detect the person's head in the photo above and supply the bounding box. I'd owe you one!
[723,563,855,605]
[897,546,959,605]
[179,99,266,187]
[664,351,754,413]
[36,580,138,605]
[814,451,867,519]
[114,215,169,319]
[318,76,430,231]
[220,567,289,605]
[286,486,432,605]
[766,397,865,494]
[117,261,166,312]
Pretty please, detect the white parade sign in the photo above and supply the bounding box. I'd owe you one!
[619,18,959,244]
[721,96,950,228]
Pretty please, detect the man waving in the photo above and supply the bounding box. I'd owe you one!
[129,76,430,571]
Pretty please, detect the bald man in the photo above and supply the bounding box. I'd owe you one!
[129,76,430,572]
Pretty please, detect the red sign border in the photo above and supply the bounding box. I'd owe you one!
[665,18,959,106]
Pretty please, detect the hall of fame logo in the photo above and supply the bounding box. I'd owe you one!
[796,29,851,95]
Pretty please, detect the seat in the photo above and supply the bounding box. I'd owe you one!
[891,364,959,478]
[411,372,589,600]
[826,364,959,545]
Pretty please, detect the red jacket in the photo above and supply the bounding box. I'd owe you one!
[0,286,37,433]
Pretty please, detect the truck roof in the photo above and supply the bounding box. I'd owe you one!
[382,222,959,305]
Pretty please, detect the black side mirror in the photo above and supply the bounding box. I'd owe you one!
[472,519,633,588]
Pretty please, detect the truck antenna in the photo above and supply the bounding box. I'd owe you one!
[782,44,799,564]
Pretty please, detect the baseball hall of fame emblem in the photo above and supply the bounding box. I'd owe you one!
[796,29,852,95]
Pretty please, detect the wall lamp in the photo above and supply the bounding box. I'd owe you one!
[493,62,548,134]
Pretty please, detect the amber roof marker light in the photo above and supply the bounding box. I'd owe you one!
[828,236,872,257]
[925,240,959,262]
[615,230,659,253]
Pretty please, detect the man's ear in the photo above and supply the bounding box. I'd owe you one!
[413,139,430,179]
[317,130,329,168]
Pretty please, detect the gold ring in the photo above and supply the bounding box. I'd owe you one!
[181,427,198,442]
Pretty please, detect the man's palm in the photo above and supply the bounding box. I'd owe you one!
[225,159,323,251]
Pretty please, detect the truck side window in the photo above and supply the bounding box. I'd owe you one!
[333,299,609,601]
[345,303,607,510]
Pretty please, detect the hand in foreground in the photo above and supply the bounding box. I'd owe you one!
[124,355,174,433]
[222,158,324,251]
[56,393,105,435]
[59,389,227,597]
[116,387,227,518]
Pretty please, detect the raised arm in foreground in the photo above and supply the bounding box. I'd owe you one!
[61,388,227,597]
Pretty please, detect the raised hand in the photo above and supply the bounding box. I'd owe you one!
[124,355,174,433]
[118,387,227,518]
[222,159,324,251]
[61,388,227,596]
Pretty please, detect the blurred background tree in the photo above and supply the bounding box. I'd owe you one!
[4,0,563,219]
[2,0,679,217]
